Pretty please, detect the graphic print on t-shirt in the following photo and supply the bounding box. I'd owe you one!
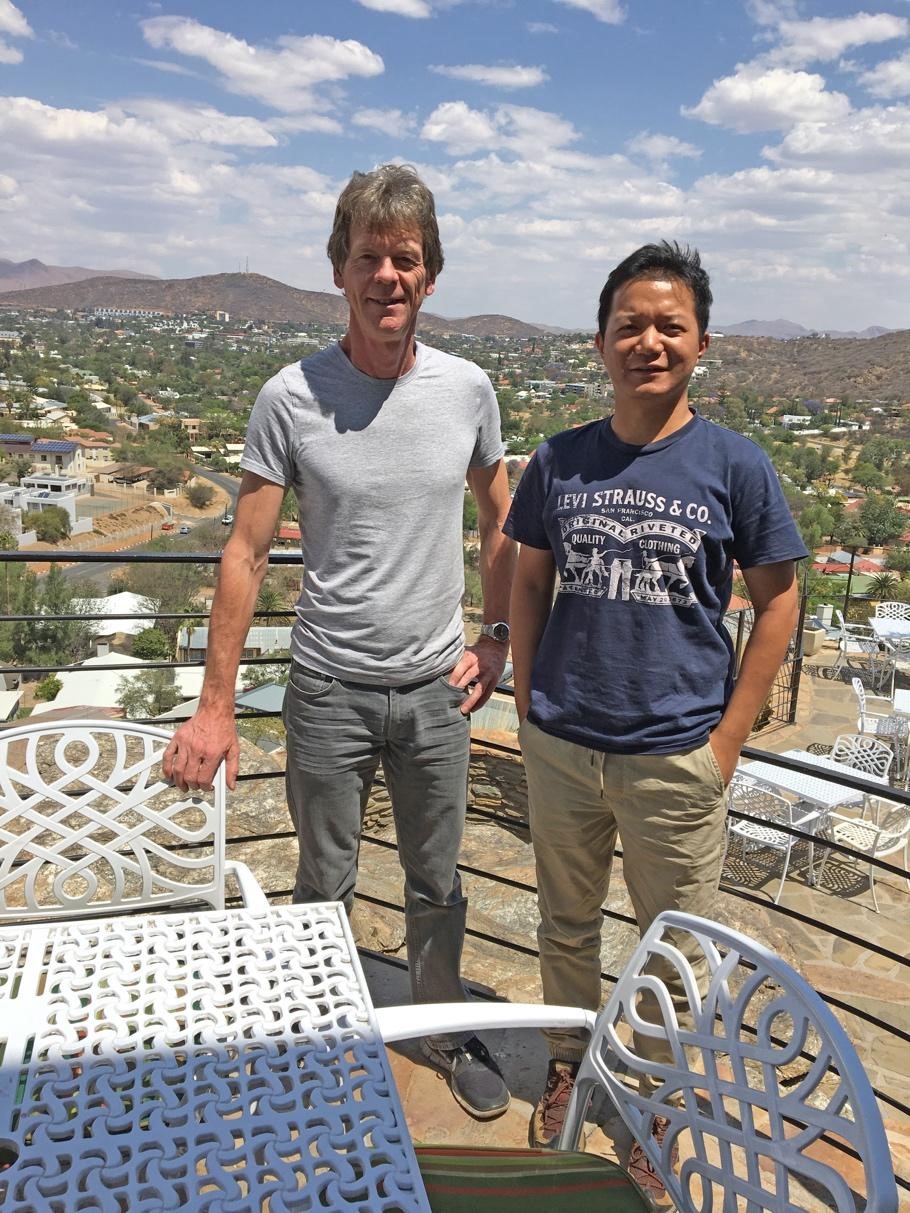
[556,487,705,606]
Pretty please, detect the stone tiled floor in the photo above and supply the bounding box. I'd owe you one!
[366,643,908,1208]
[234,638,909,1207]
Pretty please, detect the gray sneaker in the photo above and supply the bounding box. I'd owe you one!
[421,1035,511,1119]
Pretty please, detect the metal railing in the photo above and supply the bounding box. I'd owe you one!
[2,545,908,1195]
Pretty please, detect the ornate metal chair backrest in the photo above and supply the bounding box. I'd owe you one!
[0,720,227,922]
[874,601,910,621]
[830,731,894,781]
[569,911,897,1212]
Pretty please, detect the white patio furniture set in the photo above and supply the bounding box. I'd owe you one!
[0,719,898,1210]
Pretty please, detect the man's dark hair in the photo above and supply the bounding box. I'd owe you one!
[597,241,712,337]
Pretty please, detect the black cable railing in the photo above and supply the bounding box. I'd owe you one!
[2,545,908,1183]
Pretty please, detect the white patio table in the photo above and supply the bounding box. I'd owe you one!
[735,748,887,880]
[871,617,910,648]
[0,903,431,1213]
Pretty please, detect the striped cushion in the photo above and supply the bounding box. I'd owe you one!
[414,1145,650,1212]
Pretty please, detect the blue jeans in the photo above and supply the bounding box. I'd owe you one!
[282,662,472,1049]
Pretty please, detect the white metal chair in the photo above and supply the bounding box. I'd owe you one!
[817,795,910,913]
[0,719,267,921]
[376,911,897,1212]
[722,774,811,903]
[830,730,894,782]
[850,679,909,784]
[831,610,893,692]
[874,601,910,621]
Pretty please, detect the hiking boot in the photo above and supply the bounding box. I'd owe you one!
[529,1059,580,1148]
[421,1035,510,1119]
[627,1114,679,1205]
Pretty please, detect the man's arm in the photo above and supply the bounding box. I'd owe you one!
[449,459,516,713]
[709,559,800,783]
[509,544,556,723]
[163,472,287,791]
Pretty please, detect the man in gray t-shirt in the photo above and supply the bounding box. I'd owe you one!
[164,165,516,1121]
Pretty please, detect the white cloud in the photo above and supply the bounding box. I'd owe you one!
[0,171,17,197]
[553,0,625,25]
[352,0,432,14]
[860,49,910,98]
[135,57,204,80]
[351,107,416,137]
[0,0,31,37]
[627,131,701,165]
[527,22,558,35]
[422,101,580,159]
[0,41,22,63]
[140,17,384,113]
[429,63,548,89]
[765,103,910,172]
[421,101,499,154]
[113,100,279,148]
[685,66,851,133]
[770,12,908,67]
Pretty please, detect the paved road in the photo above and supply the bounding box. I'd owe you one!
[58,471,240,588]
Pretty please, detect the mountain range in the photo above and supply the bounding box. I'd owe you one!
[0,258,900,344]
[0,257,157,293]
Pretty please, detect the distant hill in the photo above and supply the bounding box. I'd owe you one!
[0,257,156,292]
[0,271,552,338]
[716,318,894,340]
[710,329,910,399]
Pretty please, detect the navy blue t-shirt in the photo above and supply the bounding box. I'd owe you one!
[505,412,808,754]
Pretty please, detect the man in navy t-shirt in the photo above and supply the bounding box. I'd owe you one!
[506,241,807,1194]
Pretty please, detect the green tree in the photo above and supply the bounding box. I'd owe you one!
[184,482,215,509]
[851,462,887,491]
[857,494,907,548]
[868,571,900,599]
[116,668,180,718]
[21,506,72,544]
[253,583,286,624]
[885,547,910,576]
[131,627,173,660]
[34,673,62,702]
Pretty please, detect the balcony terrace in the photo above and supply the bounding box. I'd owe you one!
[2,546,908,1208]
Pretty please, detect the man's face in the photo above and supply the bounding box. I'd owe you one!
[595,276,708,410]
[334,222,435,346]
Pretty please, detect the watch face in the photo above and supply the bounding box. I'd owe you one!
[487,622,510,642]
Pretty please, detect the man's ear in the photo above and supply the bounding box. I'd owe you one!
[333,266,344,290]
[424,278,436,298]
[698,331,710,358]
[594,331,604,355]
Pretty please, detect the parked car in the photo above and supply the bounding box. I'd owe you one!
[221,514,234,526]
[179,525,191,535]
[160,522,174,532]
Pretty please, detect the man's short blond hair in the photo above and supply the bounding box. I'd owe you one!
[327,164,444,279]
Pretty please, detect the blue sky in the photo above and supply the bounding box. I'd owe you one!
[1,0,909,330]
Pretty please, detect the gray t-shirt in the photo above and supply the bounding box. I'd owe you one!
[241,341,503,684]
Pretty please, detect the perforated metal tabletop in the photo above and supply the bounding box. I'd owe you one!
[0,904,430,1212]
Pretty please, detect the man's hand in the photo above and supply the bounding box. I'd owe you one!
[707,727,741,787]
[163,710,241,792]
[447,638,508,714]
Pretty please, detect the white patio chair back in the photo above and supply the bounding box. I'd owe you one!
[830,731,894,780]
[831,611,892,692]
[0,719,266,922]
[572,911,897,1212]
[375,911,897,1211]
[722,775,802,903]
[874,601,910,621]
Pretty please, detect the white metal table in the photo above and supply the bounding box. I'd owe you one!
[735,749,887,880]
[871,617,910,647]
[0,904,431,1212]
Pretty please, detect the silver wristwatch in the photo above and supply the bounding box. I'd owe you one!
[479,621,510,644]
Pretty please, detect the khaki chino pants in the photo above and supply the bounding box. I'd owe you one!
[520,719,728,1082]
